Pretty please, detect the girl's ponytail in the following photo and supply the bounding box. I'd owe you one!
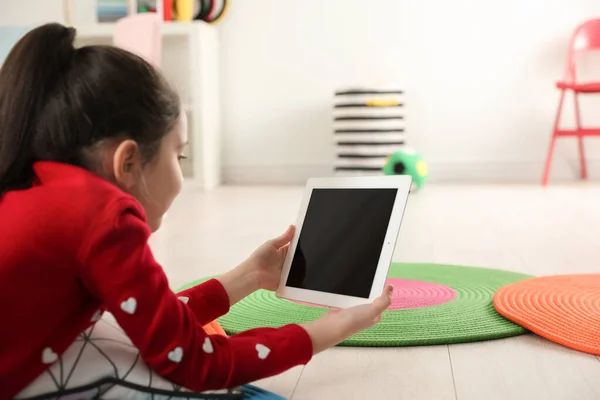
[0,24,76,193]
[0,23,180,196]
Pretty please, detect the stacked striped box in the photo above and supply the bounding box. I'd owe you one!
[333,87,405,175]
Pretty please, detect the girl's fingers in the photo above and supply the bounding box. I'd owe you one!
[372,285,393,312]
[385,285,394,296]
[270,225,295,248]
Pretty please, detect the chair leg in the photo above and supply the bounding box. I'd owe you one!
[542,135,558,186]
[577,136,587,180]
[542,90,566,186]
[573,92,588,180]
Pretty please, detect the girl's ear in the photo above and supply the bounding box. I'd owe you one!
[112,139,141,190]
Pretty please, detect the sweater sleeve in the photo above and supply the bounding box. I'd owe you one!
[176,279,230,326]
[78,199,313,391]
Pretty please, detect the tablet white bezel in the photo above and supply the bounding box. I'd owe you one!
[276,175,412,309]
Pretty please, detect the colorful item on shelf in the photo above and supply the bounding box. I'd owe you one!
[97,0,130,22]
[135,0,160,18]
[205,0,228,23]
[194,0,212,20]
[162,0,173,20]
[108,0,228,23]
[190,0,228,23]
[173,0,194,21]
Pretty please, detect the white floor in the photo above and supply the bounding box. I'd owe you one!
[149,184,600,400]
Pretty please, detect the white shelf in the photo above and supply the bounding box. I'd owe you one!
[75,21,208,39]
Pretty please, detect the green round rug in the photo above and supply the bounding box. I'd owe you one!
[178,263,532,347]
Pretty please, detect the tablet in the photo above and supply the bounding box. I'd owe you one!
[276,176,412,308]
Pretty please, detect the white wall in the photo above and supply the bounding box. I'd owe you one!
[218,0,600,184]
[4,0,600,184]
[0,0,65,24]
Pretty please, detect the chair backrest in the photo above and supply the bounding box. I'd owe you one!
[113,13,162,67]
[572,19,600,52]
[563,19,600,82]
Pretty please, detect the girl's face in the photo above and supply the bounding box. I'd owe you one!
[111,112,188,232]
[137,112,188,231]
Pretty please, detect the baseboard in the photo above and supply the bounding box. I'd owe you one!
[223,165,332,185]
[425,160,599,183]
[223,159,600,185]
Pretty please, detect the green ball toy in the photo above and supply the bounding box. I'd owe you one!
[383,148,429,190]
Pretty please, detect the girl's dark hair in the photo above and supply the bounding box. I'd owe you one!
[0,23,180,194]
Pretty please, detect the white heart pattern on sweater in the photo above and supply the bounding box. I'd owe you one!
[255,344,270,360]
[178,296,189,304]
[202,337,214,354]
[168,347,183,363]
[120,297,137,314]
[42,347,58,364]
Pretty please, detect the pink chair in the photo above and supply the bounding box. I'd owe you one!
[542,19,600,185]
[113,13,162,67]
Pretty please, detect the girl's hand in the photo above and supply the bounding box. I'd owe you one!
[325,284,393,331]
[217,226,295,306]
[301,285,393,354]
[247,225,295,291]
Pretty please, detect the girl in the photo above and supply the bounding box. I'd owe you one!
[0,23,392,398]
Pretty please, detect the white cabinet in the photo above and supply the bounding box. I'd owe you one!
[75,21,221,190]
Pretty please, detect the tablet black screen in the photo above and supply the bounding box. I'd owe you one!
[286,188,398,298]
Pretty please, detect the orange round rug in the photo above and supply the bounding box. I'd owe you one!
[493,274,600,355]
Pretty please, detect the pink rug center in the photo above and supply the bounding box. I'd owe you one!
[292,278,457,310]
